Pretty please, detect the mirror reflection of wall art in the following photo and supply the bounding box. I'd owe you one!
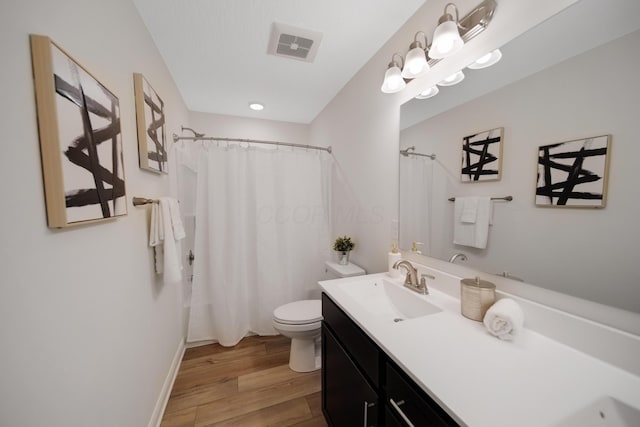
[536,135,611,208]
[134,73,167,174]
[30,34,127,228]
[461,127,503,182]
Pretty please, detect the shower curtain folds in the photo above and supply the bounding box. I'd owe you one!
[183,143,332,346]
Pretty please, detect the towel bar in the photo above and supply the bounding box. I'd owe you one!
[448,196,513,202]
[132,197,158,206]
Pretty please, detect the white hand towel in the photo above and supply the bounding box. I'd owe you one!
[454,196,491,249]
[149,202,164,274]
[158,197,185,284]
[149,202,161,247]
[483,298,524,341]
[460,197,478,223]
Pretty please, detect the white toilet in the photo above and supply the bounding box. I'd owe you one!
[272,260,366,372]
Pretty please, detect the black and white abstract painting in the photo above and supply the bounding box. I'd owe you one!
[536,135,610,208]
[461,127,503,182]
[134,73,167,173]
[52,44,126,223]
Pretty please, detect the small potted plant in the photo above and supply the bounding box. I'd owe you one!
[333,235,355,265]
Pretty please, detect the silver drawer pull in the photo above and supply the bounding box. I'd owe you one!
[390,398,415,427]
[363,400,376,427]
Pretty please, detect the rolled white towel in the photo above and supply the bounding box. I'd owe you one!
[483,298,524,341]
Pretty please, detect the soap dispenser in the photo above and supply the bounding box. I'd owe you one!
[411,241,423,255]
[387,243,401,278]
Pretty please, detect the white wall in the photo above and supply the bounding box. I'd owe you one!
[309,0,577,274]
[189,111,310,143]
[400,30,640,313]
[0,0,189,425]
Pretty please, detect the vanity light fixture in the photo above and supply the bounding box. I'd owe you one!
[249,102,264,111]
[429,3,465,59]
[438,70,465,86]
[467,48,502,69]
[401,32,430,79]
[380,0,496,95]
[415,86,439,99]
[381,53,406,94]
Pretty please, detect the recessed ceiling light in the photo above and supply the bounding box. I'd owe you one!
[249,102,264,111]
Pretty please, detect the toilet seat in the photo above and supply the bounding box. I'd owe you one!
[273,300,322,325]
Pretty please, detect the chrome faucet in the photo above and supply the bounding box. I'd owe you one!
[449,253,468,263]
[393,260,429,295]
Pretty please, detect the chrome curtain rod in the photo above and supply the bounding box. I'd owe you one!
[400,146,436,159]
[172,133,332,154]
[448,196,513,202]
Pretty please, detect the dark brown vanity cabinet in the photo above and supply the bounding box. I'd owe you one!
[322,293,459,427]
[322,293,380,426]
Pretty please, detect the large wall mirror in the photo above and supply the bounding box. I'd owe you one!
[399,0,640,313]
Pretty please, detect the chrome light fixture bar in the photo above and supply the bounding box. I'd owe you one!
[381,0,497,95]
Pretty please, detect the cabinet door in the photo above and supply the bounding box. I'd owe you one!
[322,324,378,427]
[386,363,459,426]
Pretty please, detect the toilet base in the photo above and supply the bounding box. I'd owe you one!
[289,337,320,372]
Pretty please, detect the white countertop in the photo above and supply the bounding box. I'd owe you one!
[319,272,640,427]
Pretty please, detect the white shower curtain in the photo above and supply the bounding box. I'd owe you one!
[399,155,433,255]
[184,143,332,346]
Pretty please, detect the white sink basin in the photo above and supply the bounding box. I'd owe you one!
[340,278,441,322]
[556,397,640,427]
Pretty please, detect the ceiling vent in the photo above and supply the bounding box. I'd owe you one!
[267,22,322,63]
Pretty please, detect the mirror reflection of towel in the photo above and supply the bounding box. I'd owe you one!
[460,197,478,223]
[454,196,491,249]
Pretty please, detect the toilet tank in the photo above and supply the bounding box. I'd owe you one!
[324,260,366,280]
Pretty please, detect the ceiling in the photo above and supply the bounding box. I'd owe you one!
[132,0,427,124]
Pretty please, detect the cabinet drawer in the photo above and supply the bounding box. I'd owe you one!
[386,362,459,426]
[322,293,379,387]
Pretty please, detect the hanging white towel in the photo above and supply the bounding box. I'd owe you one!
[483,298,525,341]
[149,202,163,274]
[453,196,491,249]
[148,197,185,283]
[460,197,478,223]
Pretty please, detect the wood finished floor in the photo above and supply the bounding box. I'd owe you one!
[161,335,328,427]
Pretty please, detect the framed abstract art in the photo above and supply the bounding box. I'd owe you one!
[536,135,611,208]
[134,73,167,173]
[461,127,503,182]
[30,34,127,228]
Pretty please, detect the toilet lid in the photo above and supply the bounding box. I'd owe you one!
[274,300,322,325]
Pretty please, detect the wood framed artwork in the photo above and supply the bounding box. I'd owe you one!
[461,127,503,182]
[134,73,167,173]
[536,134,611,208]
[30,34,127,228]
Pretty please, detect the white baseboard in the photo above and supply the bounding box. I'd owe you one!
[148,340,185,427]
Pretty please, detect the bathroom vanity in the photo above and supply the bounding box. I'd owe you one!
[319,267,640,427]
[322,293,457,426]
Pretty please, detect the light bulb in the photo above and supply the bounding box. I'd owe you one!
[381,65,406,93]
[467,49,503,70]
[401,47,429,79]
[438,70,465,86]
[415,86,439,99]
[429,20,463,59]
